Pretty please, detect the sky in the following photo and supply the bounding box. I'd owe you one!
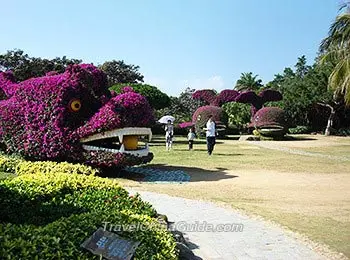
[0,0,340,96]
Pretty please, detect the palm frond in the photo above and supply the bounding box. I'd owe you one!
[319,47,348,65]
[320,13,350,52]
[328,57,350,105]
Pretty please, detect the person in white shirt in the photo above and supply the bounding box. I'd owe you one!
[204,115,216,155]
[187,127,196,150]
[164,120,174,151]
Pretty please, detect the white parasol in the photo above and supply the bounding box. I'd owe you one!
[158,115,175,124]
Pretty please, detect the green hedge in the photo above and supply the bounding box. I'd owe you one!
[0,153,98,176]
[288,126,311,134]
[0,172,178,259]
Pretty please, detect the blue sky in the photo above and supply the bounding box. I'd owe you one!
[0,0,339,96]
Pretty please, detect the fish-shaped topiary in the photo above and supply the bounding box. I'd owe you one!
[0,64,154,167]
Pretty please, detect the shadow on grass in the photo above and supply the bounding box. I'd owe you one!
[258,135,318,141]
[284,135,317,141]
[214,153,244,156]
[149,138,224,147]
[150,139,207,146]
[106,164,239,183]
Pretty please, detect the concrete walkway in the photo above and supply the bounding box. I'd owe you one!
[248,141,350,162]
[128,189,325,260]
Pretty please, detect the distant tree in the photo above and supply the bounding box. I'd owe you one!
[295,56,311,77]
[155,88,206,123]
[155,96,189,123]
[235,72,263,92]
[0,49,81,81]
[110,83,170,110]
[222,102,251,130]
[178,87,203,116]
[99,60,144,86]
[267,56,334,129]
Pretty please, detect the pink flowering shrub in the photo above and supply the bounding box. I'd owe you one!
[189,89,238,133]
[121,86,134,93]
[235,89,283,119]
[0,71,16,97]
[192,89,239,107]
[178,122,194,128]
[0,88,5,100]
[0,64,154,167]
[192,89,217,105]
[251,107,287,136]
[213,90,240,106]
[192,106,228,129]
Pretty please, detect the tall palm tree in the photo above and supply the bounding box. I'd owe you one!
[320,11,350,105]
[234,72,263,92]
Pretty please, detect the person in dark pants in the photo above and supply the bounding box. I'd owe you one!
[204,115,216,155]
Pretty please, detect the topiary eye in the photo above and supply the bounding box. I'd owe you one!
[69,99,82,112]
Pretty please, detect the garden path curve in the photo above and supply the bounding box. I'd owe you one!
[248,141,350,162]
[127,189,326,260]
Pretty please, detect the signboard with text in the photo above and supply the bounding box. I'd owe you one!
[81,228,140,260]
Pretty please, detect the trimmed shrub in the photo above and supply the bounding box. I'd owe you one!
[253,107,288,137]
[288,126,311,134]
[336,127,350,136]
[0,64,154,168]
[192,106,228,129]
[192,89,239,107]
[0,153,98,176]
[0,172,178,259]
[192,89,217,104]
[235,89,283,119]
[0,153,22,173]
[253,107,287,129]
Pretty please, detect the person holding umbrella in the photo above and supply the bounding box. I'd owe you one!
[158,115,175,151]
[164,119,174,151]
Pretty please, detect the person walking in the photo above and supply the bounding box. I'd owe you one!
[164,119,174,151]
[204,115,216,155]
[187,127,196,150]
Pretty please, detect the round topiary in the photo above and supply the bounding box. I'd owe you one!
[192,105,228,134]
[253,107,287,137]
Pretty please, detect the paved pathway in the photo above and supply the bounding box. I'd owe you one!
[127,189,325,260]
[248,141,350,162]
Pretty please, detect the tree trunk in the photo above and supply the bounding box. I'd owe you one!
[318,103,335,136]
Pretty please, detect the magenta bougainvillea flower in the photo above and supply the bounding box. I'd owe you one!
[235,89,283,119]
[186,89,238,130]
[192,89,239,107]
[178,122,195,128]
[0,64,154,167]
[192,105,227,129]
[249,107,288,136]
[252,107,286,128]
